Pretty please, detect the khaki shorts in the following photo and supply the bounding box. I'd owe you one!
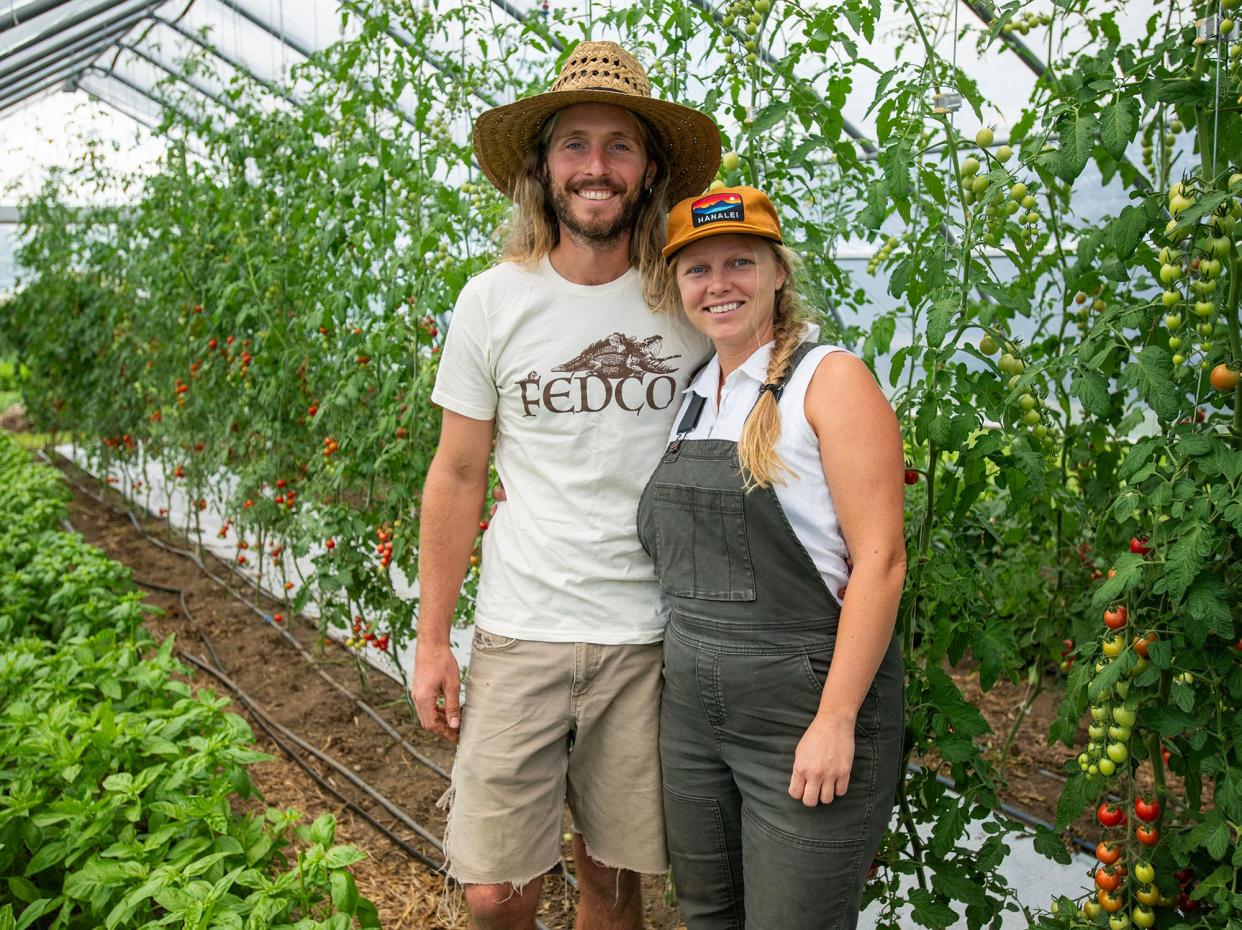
[441,629,667,886]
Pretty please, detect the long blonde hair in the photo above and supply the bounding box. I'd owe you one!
[658,239,811,489]
[500,110,673,308]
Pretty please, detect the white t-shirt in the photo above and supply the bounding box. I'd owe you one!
[666,337,851,604]
[432,255,712,643]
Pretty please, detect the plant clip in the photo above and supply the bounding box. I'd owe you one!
[1195,15,1235,43]
[931,91,963,114]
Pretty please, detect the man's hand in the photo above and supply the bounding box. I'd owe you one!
[413,647,463,743]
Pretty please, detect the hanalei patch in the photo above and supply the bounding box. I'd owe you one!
[691,191,744,228]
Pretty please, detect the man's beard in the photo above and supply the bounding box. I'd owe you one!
[549,180,645,244]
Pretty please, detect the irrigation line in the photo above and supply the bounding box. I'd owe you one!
[179,649,447,874]
[191,633,448,853]
[45,452,454,782]
[50,457,1095,870]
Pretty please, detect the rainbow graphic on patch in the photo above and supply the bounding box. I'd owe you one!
[691,191,744,227]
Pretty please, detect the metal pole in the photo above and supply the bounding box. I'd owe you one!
[117,42,239,113]
[1,0,78,33]
[152,14,299,105]
[0,43,110,110]
[0,0,138,61]
[1,9,151,82]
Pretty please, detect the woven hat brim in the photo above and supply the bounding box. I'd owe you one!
[473,89,722,204]
[662,223,783,259]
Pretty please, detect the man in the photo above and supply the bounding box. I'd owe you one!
[413,41,720,930]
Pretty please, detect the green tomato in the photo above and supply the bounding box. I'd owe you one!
[1106,742,1129,763]
[1088,722,1107,740]
[1010,182,1028,200]
[1159,263,1182,284]
[1018,393,1036,411]
[722,151,741,171]
[1115,680,1131,699]
[1090,703,1110,722]
[1164,311,1182,327]
[1168,336,1182,351]
[1111,705,1136,727]
[960,157,980,177]
[976,127,994,147]
[1021,409,1041,427]
[1133,861,1155,884]
[1108,724,1132,741]
[1097,757,1116,776]
[996,144,1013,162]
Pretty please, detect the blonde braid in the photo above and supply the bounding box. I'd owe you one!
[737,243,812,489]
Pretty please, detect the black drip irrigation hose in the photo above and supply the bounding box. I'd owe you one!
[50,455,578,906]
[47,452,452,779]
[58,454,1096,865]
[179,649,446,874]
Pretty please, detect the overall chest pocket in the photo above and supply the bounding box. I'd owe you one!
[652,483,755,601]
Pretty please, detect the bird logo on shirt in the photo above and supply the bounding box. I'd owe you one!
[553,333,681,379]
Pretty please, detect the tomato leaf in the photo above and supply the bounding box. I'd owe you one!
[1128,346,1182,422]
[1070,369,1112,417]
[932,860,990,906]
[908,888,958,929]
[1055,773,1097,832]
[1033,827,1072,865]
[1099,98,1140,161]
[1186,575,1233,642]
[1108,204,1146,260]
[1162,521,1215,603]
[1054,112,1098,182]
[1091,552,1145,608]
[928,800,967,858]
[1088,651,1133,702]
[926,294,955,348]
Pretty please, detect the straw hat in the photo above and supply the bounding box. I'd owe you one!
[473,41,721,203]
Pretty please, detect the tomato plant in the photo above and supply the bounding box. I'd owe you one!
[2,0,1240,927]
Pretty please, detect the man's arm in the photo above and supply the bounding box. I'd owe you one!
[413,409,494,742]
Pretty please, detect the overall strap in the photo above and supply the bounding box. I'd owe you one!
[756,340,823,404]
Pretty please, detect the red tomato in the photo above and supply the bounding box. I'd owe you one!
[1133,796,1161,823]
[1135,823,1159,846]
[1096,841,1122,865]
[1130,536,1152,555]
[1134,632,1156,659]
[1095,865,1123,892]
[1104,605,1128,629]
[1097,802,1126,827]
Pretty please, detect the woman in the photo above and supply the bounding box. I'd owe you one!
[637,186,906,930]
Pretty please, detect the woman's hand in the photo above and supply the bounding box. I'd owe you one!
[789,714,856,807]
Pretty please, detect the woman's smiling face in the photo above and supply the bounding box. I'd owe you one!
[674,234,787,352]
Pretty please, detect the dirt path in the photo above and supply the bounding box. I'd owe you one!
[56,456,683,930]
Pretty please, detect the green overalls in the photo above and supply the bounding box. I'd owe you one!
[637,342,905,930]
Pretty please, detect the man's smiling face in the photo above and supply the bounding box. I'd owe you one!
[543,102,656,245]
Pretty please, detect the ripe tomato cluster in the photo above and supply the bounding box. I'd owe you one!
[347,614,389,652]
[375,525,395,569]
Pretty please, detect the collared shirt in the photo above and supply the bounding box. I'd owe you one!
[666,335,851,603]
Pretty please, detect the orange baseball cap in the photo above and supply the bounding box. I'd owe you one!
[662,185,783,258]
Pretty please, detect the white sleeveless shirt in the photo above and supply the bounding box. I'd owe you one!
[665,336,850,604]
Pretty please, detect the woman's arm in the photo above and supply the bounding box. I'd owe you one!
[788,350,907,807]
